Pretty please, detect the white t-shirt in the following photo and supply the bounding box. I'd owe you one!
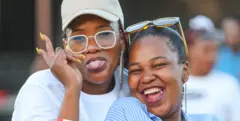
[182,70,240,121]
[11,66,130,121]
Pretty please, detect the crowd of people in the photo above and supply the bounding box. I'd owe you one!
[10,0,240,121]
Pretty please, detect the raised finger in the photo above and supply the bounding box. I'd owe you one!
[65,46,85,59]
[49,49,62,69]
[40,33,55,58]
[36,48,50,65]
[57,48,67,61]
[66,52,82,64]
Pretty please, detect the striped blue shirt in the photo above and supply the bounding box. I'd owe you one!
[105,97,223,121]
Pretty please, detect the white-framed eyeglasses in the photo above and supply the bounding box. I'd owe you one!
[67,30,119,54]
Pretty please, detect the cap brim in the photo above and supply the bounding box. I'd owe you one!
[62,9,119,30]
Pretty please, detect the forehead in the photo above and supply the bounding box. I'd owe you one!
[69,15,110,29]
[223,19,240,30]
[196,39,217,46]
[129,36,178,63]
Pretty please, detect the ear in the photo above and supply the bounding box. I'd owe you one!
[182,61,189,84]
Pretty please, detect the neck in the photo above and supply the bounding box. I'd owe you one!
[81,77,115,94]
[162,107,183,121]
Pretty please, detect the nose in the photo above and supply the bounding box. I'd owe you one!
[84,36,102,54]
[142,70,156,84]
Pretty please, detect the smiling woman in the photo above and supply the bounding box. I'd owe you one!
[105,18,223,121]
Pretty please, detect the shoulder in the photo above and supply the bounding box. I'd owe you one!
[187,114,224,121]
[20,69,65,96]
[212,70,236,80]
[211,71,240,96]
[25,69,62,86]
[12,70,64,121]
[14,69,64,109]
[106,97,152,121]
[216,71,239,84]
[108,97,148,114]
[111,97,144,109]
[211,70,239,86]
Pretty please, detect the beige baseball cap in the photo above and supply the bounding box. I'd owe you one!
[61,0,124,30]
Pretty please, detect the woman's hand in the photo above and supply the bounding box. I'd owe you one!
[36,33,85,90]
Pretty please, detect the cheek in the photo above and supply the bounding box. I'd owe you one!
[149,70,182,117]
[196,49,205,57]
[106,42,122,61]
[167,79,182,100]
[129,77,144,102]
[128,75,140,91]
[165,76,181,96]
[155,67,182,100]
[164,77,182,113]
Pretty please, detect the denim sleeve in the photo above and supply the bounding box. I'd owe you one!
[104,98,129,121]
[105,97,156,121]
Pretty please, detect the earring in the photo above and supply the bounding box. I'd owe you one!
[119,51,124,86]
[117,51,124,98]
[128,34,131,46]
[182,83,187,113]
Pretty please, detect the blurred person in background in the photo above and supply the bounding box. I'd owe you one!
[214,16,240,81]
[183,15,240,121]
[11,0,130,121]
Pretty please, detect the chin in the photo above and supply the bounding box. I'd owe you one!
[87,79,108,85]
[85,75,108,85]
[84,69,114,85]
[203,68,213,75]
[148,103,171,117]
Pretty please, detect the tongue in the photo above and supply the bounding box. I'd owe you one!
[86,60,105,70]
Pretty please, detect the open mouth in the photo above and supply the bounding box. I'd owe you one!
[142,87,164,105]
[85,57,106,73]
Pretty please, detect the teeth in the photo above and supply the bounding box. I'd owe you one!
[144,88,162,95]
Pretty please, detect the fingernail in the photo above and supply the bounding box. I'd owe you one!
[77,59,81,63]
[40,32,45,41]
[36,48,41,55]
[81,55,85,59]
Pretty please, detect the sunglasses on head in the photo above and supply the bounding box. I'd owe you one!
[125,17,188,59]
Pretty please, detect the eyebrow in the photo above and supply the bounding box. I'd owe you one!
[128,56,167,68]
[96,24,112,30]
[72,24,112,33]
[72,28,84,32]
[150,56,167,62]
[128,62,139,68]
